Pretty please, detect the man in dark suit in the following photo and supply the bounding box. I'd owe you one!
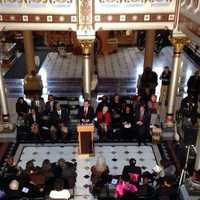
[50,103,69,139]
[134,104,150,146]
[45,95,57,114]
[78,99,94,123]
[26,108,41,136]
[122,158,142,182]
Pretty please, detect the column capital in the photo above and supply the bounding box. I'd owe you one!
[169,36,190,52]
[80,40,94,55]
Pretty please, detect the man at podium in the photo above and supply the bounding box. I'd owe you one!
[77,99,95,155]
[78,99,95,124]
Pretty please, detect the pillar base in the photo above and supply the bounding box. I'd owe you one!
[0,122,15,133]
[24,74,43,97]
[2,114,9,123]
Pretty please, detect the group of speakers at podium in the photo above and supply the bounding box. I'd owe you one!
[78,96,152,146]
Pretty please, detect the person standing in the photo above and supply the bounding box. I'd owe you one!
[134,105,150,146]
[159,66,171,106]
[78,99,94,124]
[187,70,200,99]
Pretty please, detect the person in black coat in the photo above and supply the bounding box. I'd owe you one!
[187,70,200,99]
[122,158,142,183]
[110,94,122,128]
[50,103,69,139]
[159,66,171,105]
[16,97,29,117]
[134,104,150,146]
[78,99,94,123]
[26,108,41,136]
[45,95,57,114]
[180,94,198,125]
[121,104,134,140]
[96,95,109,114]
[139,67,158,96]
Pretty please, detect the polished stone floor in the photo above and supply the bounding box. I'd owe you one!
[15,143,160,200]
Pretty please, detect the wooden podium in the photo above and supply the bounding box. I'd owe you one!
[77,124,94,155]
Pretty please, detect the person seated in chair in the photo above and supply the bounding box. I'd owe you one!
[50,102,69,140]
[90,155,109,195]
[49,178,70,200]
[122,158,141,184]
[45,95,57,115]
[16,97,29,127]
[156,176,177,200]
[96,95,110,113]
[31,96,46,116]
[187,70,200,99]
[134,105,150,146]
[78,99,94,124]
[138,173,156,199]
[16,97,29,117]
[180,93,198,126]
[121,104,134,140]
[96,106,111,141]
[26,108,41,137]
[110,94,122,128]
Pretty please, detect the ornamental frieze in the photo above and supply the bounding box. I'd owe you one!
[0,0,73,4]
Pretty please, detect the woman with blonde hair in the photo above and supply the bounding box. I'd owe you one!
[90,155,109,195]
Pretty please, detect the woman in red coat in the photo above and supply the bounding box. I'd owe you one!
[97,106,111,140]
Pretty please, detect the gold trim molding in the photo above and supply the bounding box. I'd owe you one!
[80,40,93,54]
[169,36,190,52]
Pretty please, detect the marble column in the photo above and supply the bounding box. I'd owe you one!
[167,37,189,117]
[0,63,14,132]
[195,119,200,171]
[23,31,35,74]
[143,30,155,69]
[0,65,9,122]
[80,40,93,99]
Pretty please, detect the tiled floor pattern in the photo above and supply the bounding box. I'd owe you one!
[15,144,159,200]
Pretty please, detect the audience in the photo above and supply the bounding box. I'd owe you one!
[0,158,76,200]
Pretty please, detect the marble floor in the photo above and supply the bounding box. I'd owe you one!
[14,143,161,200]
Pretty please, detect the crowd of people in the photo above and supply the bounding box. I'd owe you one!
[16,95,69,141]
[10,66,200,200]
[15,66,173,145]
[90,156,177,200]
[80,94,160,145]
[0,157,76,199]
